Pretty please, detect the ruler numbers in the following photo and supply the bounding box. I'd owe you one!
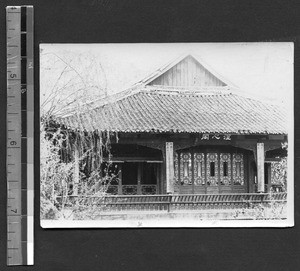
[6,6,34,266]
[7,6,22,266]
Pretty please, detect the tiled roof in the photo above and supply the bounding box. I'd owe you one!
[57,87,287,135]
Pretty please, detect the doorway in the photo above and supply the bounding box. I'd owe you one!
[121,162,159,195]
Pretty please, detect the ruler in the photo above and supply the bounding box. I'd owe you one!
[6,6,34,266]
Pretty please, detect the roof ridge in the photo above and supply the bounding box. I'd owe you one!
[142,85,232,96]
[96,85,233,104]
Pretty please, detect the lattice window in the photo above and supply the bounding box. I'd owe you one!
[232,154,244,185]
[220,153,231,185]
[271,161,286,185]
[193,153,205,185]
[206,153,218,186]
[180,153,192,185]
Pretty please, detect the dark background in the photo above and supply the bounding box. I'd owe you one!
[0,0,300,270]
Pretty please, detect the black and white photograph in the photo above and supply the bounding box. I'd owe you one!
[40,43,293,228]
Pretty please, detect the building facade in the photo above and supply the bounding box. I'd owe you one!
[58,54,287,196]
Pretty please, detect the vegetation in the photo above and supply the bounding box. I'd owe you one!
[40,50,115,220]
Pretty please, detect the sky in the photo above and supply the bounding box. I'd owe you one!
[40,43,293,107]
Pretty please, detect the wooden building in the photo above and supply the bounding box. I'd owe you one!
[58,54,287,197]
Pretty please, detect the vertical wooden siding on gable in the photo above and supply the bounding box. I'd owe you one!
[148,56,226,87]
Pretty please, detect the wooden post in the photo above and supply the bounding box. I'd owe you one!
[137,163,142,195]
[267,163,271,192]
[166,142,174,194]
[118,164,123,195]
[257,142,265,193]
[73,147,80,196]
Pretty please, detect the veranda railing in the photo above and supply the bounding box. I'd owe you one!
[56,192,287,213]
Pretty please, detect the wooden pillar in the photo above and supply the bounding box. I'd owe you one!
[118,164,123,195]
[137,163,142,195]
[267,163,271,192]
[166,142,174,194]
[257,142,265,193]
[73,147,80,195]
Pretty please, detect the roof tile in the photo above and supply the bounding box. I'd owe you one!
[58,88,287,135]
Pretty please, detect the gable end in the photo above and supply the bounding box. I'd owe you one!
[147,55,226,87]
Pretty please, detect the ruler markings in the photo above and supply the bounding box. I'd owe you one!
[26,6,34,266]
[6,5,34,266]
